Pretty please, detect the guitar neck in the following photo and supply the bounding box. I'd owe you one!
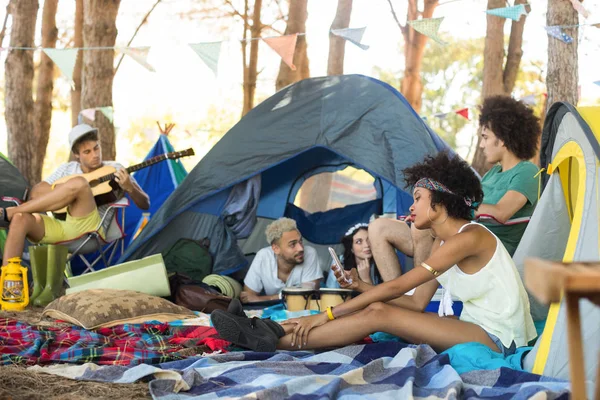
[97,155,169,183]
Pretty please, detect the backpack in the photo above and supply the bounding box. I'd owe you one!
[163,238,213,282]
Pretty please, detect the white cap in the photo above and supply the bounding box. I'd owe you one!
[68,124,98,151]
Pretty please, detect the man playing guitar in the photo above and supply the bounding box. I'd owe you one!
[0,124,150,267]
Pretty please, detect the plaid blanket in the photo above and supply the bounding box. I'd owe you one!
[0,318,229,366]
[31,341,571,399]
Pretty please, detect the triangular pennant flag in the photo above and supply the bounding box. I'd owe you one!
[486,5,528,21]
[98,106,114,123]
[434,112,449,119]
[43,48,78,87]
[407,18,446,45]
[189,41,222,76]
[80,108,96,121]
[455,108,469,120]
[545,26,573,44]
[594,81,600,87]
[263,34,298,70]
[118,47,155,72]
[330,27,370,50]
[519,94,536,105]
[570,0,590,18]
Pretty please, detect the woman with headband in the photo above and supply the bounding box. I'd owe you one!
[325,223,382,289]
[211,153,536,355]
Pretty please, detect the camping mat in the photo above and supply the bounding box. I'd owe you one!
[28,342,571,399]
[0,318,230,366]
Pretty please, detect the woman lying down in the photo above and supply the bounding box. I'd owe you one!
[211,152,537,355]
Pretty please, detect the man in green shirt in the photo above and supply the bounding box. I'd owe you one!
[475,95,542,256]
[369,95,541,281]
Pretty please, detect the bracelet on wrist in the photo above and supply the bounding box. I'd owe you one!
[326,306,335,321]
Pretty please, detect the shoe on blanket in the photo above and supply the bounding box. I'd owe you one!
[227,298,246,317]
[211,310,284,352]
[225,299,285,338]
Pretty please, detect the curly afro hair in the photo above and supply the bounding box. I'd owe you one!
[478,95,541,160]
[402,152,483,220]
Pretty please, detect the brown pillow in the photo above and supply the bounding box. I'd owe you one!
[42,289,196,329]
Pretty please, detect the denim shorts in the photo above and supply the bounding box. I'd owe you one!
[487,332,517,356]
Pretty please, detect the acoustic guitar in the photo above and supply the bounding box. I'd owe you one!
[52,148,194,217]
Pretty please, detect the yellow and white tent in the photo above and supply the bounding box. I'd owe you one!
[516,102,599,395]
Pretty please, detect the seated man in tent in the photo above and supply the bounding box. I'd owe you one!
[370,95,541,281]
[0,124,150,269]
[240,217,323,303]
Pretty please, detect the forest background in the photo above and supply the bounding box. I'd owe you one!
[0,0,599,186]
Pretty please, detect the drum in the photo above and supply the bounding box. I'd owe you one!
[281,287,316,311]
[318,288,353,311]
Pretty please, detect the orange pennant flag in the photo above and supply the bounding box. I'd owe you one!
[455,108,470,120]
[263,34,298,71]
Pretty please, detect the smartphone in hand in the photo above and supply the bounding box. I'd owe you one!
[328,247,353,285]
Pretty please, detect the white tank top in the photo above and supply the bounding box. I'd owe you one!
[436,222,537,348]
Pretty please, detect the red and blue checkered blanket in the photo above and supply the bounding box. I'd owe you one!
[0,318,229,366]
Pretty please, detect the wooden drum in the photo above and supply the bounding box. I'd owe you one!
[281,288,316,311]
[318,288,353,311]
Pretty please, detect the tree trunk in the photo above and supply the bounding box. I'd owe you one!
[4,0,38,185]
[81,0,120,160]
[546,0,578,108]
[327,0,352,75]
[400,0,438,114]
[71,0,83,127]
[471,0,528,175]
[242,0,262,116]
[32,0,58,184]
[275,0,309,91]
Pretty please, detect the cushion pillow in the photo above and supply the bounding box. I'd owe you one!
[42,289,196,329]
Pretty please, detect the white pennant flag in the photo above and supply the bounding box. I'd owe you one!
[80,108,96,121]
[189,42,222,76]
[520,94,536,105]
[330,27,370,50]
[43,48,79,88]
[118,47,155,72]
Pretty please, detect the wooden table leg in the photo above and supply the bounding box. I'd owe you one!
[566,292,586,400]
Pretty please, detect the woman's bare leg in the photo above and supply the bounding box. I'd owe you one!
[277,302,498,353]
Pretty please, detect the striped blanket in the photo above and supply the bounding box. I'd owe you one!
[31,341,571,399]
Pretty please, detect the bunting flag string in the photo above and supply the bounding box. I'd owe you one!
[408,17,446,45]
[43,48,78,88]
[570,0,590,18]
[189,41,222,76]
[519,94,536,105]
[455,108,469,120]
[485,5,529,21]
[330,27,370,50]
[117,47,155,72]
[545,26,574,44]
[78,106,114,123]
[263,34,298,70]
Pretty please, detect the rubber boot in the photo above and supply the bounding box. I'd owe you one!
[28,246,48,304]
[34,245,68,307]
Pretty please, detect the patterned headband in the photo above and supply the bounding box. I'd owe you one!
[344,223,369,237]
[414,178,479,210]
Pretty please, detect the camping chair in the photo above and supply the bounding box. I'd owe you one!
[58,197,130,276]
